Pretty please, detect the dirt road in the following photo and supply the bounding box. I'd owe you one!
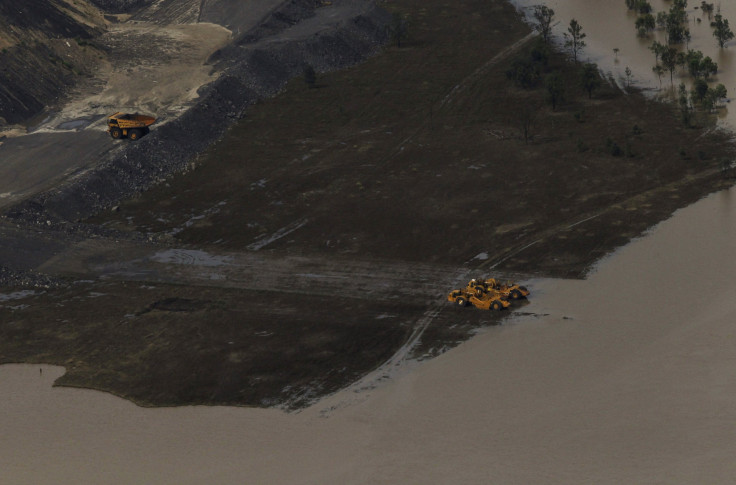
[0,130,116,208]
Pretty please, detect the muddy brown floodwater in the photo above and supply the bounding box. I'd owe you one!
[3,185,736,484]
[513,0,736,127]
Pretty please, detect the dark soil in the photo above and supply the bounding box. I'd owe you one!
[1,0,735,409]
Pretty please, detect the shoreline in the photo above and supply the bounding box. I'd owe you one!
[1,0,736,410]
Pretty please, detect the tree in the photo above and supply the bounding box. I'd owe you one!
[303,64,316,88]
[666,3,688,44]
[652,64,665,87]
[506,58,540,88]
[705,83,729,110]
[649,40,666,63]
[636,14,656,37]
[636,0,653,14]
[564,19,586,62]
[530,39,550,65]
[660,46,679,86]
[624,66,633,88]
[626,0,651,13]
[533,5,555,44]
[700,1,714,20]
[387,13,409,47]
[678,82,693,126]
[545,71,565,110]
[712,83,728,103]
[700,56,718,79]
[579,62,600,98]
[517,103,540,144]
[685,49,704,77]
[691,78,709,104]
[712,14,735,48]
[613,47,620,59]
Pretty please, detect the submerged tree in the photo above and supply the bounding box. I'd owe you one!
[712,14,735,48]
[660,46,680,86]
[636,13,656,37]
[564,19,586,62]
[625,0,652,13]
[649,40,666,64]
[652,64,665,87]
[691,78,709,104]
[700,1,715,20]
[665,2,689,44]
[683,49,719,79]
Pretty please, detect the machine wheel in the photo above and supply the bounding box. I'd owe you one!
[110,127,122,139]
[129,129,142,141]
[456,297,467,307]
[510,289,522,300]
[491,300,503,311]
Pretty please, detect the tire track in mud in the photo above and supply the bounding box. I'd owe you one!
[94,247,474,301]
[310,31,545,412]
[389,30,539,160]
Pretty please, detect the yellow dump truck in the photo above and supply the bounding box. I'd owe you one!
[107,112,156,140]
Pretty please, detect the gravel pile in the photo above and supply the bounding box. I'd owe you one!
[0,265,63,289]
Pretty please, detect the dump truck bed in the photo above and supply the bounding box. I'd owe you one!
[108,112,156,129]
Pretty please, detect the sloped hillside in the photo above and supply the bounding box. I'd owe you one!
[0,0,105,125]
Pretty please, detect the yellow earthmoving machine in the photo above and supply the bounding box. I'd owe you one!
[107,112,156,140]
[447,288,510,311]
[483,278,530,300]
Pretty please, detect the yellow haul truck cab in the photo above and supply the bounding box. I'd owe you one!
[107,112,156,140]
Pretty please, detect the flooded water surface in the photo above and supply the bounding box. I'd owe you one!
[513,0,736,126]
[4,2,736,482]
[4,185,736,483]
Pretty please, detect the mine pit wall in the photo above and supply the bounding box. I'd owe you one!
[0,1,101,126]
[3,2,391,226]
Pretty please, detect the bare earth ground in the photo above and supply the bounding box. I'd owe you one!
[0,16,231,207]
[1,0,736,408]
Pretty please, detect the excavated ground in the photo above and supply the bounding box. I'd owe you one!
[1,0,735,409]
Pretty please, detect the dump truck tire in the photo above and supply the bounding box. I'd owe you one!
[456,297,467,307]
[510,289,522,300]
[129,129,142,141]
[110,127,122,139]
[491,300,503,311]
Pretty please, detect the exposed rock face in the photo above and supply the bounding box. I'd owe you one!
[0,1,102,125]
[0,2,98,38]
[87,0,152,14]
